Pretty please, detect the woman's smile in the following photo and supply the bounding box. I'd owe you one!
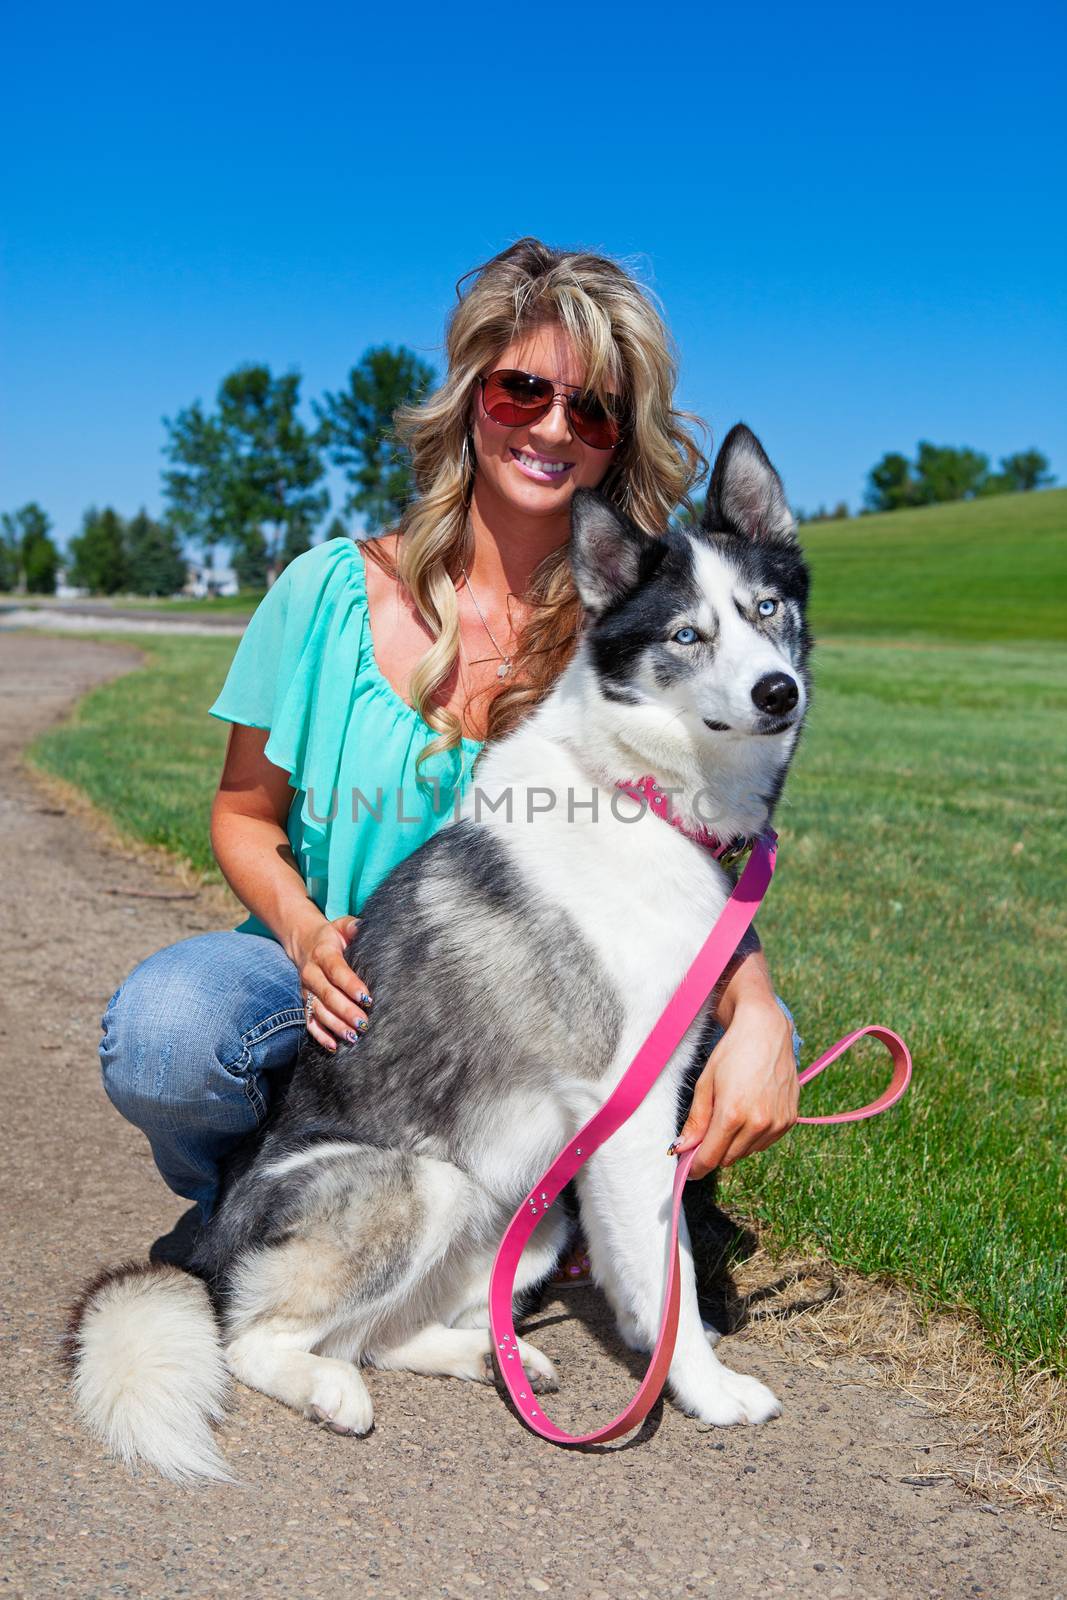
[468,323,616,538]
[509,446,575,483]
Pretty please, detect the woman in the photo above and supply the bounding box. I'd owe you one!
[100,238,801,1280]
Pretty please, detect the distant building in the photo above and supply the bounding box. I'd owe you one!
[183,563,239,599]
[55,565,89,600]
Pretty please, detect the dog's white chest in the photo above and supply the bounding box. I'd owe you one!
[468,746,731,1020]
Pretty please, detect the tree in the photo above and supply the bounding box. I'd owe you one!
[999,449,1054,492]
[161,403,234,567]
[865,452,918,513]
[278,507,314,569]
[913,441,989,504]
[24,529,60,594]
[324,515,351,542]
[0,521,16,592]
[315,345,436,533]
[0,503,60,594]
[164,364,329,585]
[68,507,128,594]
[233,528,268,590]
[124,509,187,596]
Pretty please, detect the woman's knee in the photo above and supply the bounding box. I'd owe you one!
[100,940,224,1124]
[98,930,303,1129]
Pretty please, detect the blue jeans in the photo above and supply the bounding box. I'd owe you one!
[100,930,803,1222]
[100,931,306,1219]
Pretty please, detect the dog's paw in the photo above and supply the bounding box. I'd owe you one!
[719,1369,781,1424]
[486,1337,559,1393]
[306,1369,374,1436]
[680,1367,781,1428]
[516,1338,559,1394]
[479,1348,501,1384]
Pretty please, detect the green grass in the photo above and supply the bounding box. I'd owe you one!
[26,493,1067,1371]
[107,591,264,615]
[30,635,235,872]
[0,590,263,616]
[729,638,1066,1369]
[804,487,1066,642]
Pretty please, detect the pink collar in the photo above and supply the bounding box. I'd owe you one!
[615,774,751,863]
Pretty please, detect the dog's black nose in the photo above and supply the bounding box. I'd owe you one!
[751,672,799,717]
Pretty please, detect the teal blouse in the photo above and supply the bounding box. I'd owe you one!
[209,537,484,939]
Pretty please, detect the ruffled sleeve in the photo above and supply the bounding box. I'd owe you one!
[209,538,365,761]
[209,539,370,900]
[209,536,480,934]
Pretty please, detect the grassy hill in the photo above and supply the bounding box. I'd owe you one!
[802,487,1066,643]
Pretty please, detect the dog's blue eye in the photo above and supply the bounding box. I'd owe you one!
[672,626,699,645]
[758,599,778,618]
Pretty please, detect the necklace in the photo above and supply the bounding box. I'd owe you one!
[460,562,513,679]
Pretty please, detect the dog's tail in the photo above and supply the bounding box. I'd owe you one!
[64,1261,231,1483]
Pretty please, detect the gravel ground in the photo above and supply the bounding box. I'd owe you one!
[1,631,1063,1600]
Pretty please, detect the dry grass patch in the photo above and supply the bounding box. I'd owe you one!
[730,1242,1066,1524]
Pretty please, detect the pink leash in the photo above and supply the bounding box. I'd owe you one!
[488,799,912,1447]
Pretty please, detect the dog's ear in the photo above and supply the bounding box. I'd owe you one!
[701,424,797,545]
[570,490,661,617]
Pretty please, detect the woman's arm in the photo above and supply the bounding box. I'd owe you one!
[210,724,371,1051]
[671,949,799,1179]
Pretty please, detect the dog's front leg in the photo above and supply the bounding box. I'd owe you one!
[577,1072,781,1428]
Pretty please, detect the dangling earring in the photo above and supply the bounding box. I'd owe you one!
[460,431,476,506]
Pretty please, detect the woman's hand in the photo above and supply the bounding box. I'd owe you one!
[671,954,799,1179]
[286,910,373,1053]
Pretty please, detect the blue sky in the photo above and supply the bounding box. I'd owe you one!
[2,0,1064,549]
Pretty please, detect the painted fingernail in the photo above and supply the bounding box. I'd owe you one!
[345,1029,359,1043]
[357,992,373,1008]
[353,1017,368,1034]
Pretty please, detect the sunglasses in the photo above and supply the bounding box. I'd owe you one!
[479,368,626,451]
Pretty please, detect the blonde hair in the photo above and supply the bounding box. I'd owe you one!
[362,236,707,771]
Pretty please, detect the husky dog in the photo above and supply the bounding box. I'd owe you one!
[69,424,811,1482]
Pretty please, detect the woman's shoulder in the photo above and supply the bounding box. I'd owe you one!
[281,530,404,606]
[210,538,370,728]
[281,534,366,602]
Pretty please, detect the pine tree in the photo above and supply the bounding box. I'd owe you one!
[124,509,187,596]
[68,507,128,594]
[233,528,268,590]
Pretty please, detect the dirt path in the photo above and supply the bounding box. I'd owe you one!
[1,632,1062,1600]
